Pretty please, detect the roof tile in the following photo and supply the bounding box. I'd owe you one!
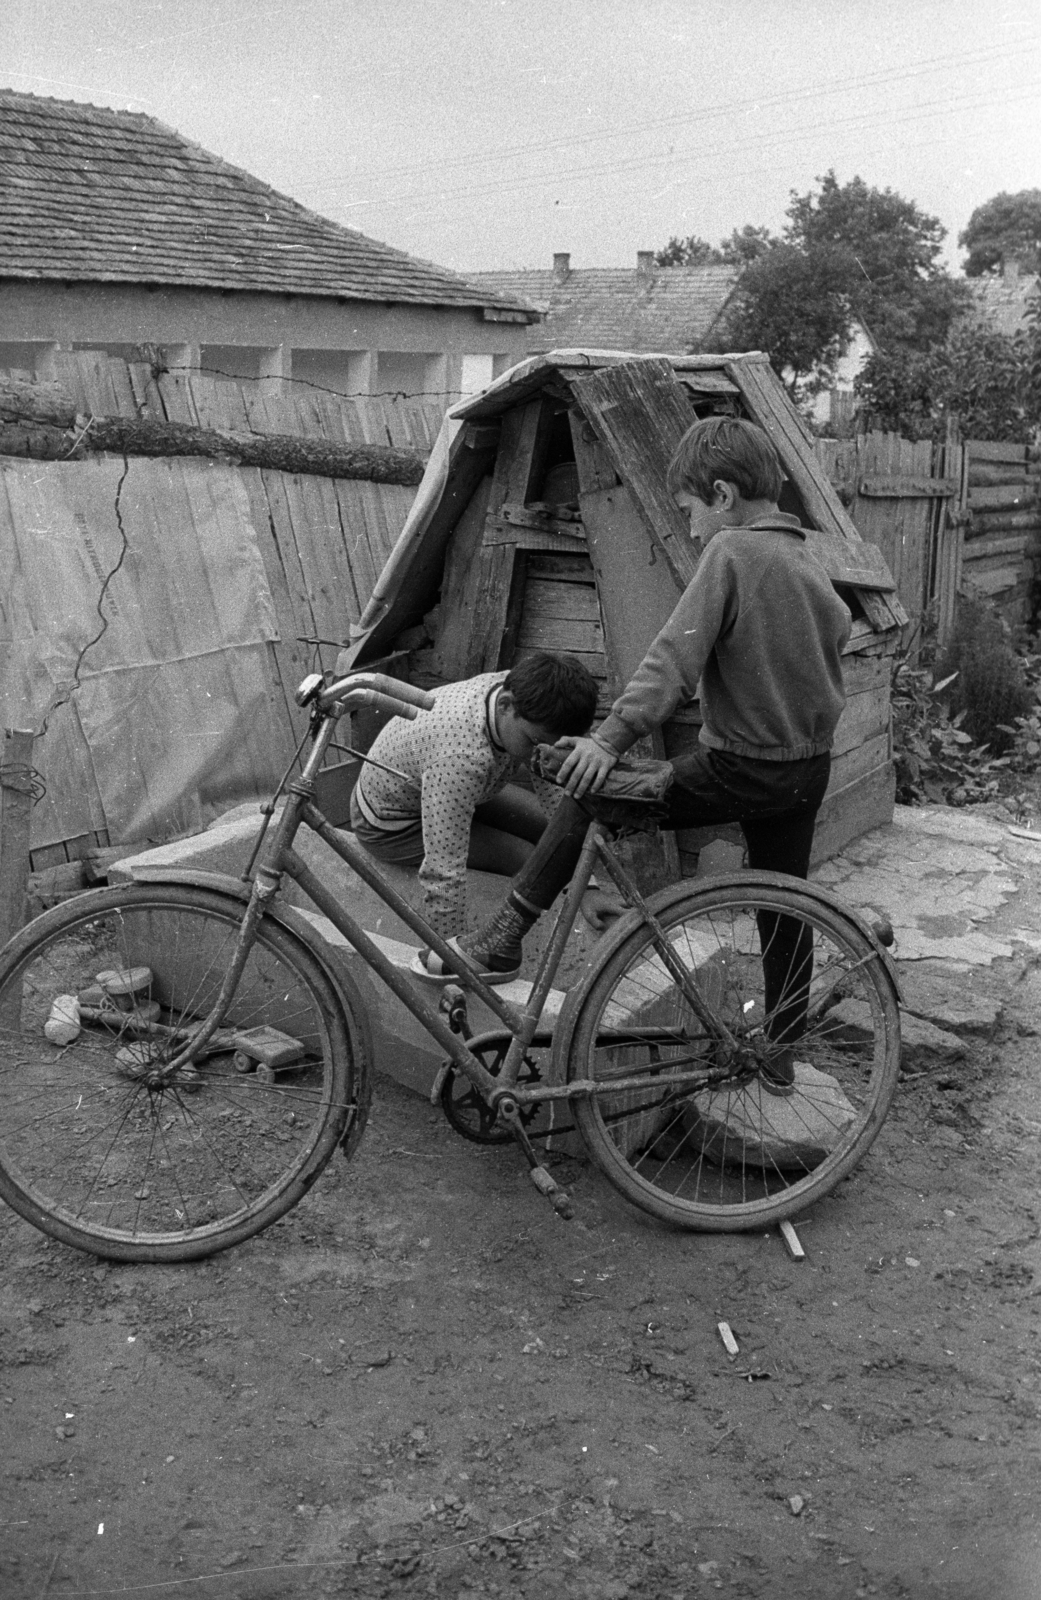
[0,89,536,316]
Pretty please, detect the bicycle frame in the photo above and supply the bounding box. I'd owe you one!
[166,676,740,1115]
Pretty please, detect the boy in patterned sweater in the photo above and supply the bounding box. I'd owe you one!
[349,652,602,978]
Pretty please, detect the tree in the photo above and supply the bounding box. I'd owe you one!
[854,323,1036,442]
[718,225,775,266]
[784,171,969,352]
[720,243,852,395]
[654,235,723,267]
[959,189,1041,276]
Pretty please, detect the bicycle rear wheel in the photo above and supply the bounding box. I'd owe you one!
[562,876,900,1231]
[0,884,368,1261]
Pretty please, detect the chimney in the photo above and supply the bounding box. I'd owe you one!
[552,252,571,283]
[636,250,655,277]
[1003,256,1021,284]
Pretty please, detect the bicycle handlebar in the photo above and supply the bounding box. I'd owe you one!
[316,670,436,718]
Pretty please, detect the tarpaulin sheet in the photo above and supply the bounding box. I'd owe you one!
[0,456,294,847]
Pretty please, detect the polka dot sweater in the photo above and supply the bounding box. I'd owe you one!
[353,672,552,938]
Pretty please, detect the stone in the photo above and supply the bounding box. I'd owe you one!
[896,961,1002,1038]
[827,997,967,1072]
[690,1062,857,1170]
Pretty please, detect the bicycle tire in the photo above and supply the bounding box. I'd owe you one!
[559,874,900,1231]
[0,883,369,1261]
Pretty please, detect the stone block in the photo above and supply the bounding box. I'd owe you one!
[112,815,571,1100]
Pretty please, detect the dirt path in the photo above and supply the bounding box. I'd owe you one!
[1,944,1040,1600]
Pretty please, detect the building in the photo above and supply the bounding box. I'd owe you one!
[0,90,538,409]
[468,252,737,355]
[963,259,1041,338]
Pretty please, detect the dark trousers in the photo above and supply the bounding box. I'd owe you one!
[513,747,831,1046]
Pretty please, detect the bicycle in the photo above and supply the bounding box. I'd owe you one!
[0,669,901,1262]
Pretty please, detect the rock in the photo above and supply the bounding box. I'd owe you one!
[827,997,967,1072]
[689,1062,857,1170]
[896,961,1003,1038]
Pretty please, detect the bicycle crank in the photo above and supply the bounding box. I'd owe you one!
[497,1097,574,1222]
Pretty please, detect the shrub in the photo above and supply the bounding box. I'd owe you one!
[936,597,1033,753]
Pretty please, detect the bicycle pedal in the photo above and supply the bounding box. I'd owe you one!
[528,1165,574,1221]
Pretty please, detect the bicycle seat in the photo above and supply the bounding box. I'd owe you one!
[530,745,672,830]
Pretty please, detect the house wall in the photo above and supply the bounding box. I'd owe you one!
[0,281,528,410]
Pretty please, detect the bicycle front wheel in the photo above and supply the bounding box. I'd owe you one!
[563,876,900,1231]
[0,884,368,1261]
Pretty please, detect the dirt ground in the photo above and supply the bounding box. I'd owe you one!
[2,942,1041,1599]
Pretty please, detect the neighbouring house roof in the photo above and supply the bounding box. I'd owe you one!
[468,253,738,352]
[964,262,1041,338]
[0,89,538,318]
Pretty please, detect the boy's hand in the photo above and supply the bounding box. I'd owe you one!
[553,736,618,798]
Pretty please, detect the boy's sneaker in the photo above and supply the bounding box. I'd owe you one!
[410,940,520,986]
[455,893,539,982]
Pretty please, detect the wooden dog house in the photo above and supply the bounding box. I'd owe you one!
[340,350,905,877]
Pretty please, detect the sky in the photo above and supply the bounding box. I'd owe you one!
[4,0,1040,277]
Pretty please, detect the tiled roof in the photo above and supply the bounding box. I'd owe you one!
[964,266,1041,338]
[468,261,738,352]
[0,89,537,316]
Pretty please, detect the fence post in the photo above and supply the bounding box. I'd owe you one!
[0,728,35,947]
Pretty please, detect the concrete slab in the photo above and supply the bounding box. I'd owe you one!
[111,808,587,1098]
[113,798,1041,1098]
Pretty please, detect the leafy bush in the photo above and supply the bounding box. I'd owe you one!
[890,601,1041,810]
[936,597,1033,752]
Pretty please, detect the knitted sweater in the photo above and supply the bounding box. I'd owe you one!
[595,515,852,762]
[353,672,549,938]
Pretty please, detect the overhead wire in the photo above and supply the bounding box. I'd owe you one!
[305,33,1040,202]
[327,76,1041,221]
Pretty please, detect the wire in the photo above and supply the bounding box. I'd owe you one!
[309,34,1041,200]
[332,76,1041,218]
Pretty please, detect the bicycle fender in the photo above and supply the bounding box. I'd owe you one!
[119,866,377,1072]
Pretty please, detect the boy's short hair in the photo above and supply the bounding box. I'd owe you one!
[666,416,785,505]
[504,652,597,736]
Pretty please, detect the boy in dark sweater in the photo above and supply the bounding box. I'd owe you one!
[459,416,852,1084]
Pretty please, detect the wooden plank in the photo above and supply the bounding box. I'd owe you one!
[345,426,499,670]
[569,409,619,494]
[832,684,890,758]
[967,463,1034,488]
[727,358,907,633]
[828,731,892,791]
[432,476,496,680]
[810,760,895,866]
[970,508,1041,534]
[858,475,959,498]
[496,502,584,535]
[804,530,895,590]
[580,483,684,688]
[966,440,1028,464]
[570,358,698,590]
[968,484,1036,512]
[962,532,1030,560]
[483,523,587,554]
[488,397,557,514]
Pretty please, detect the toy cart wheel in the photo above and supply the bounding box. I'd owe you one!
[255,1064,277,1087]
[232,1050,255,1074]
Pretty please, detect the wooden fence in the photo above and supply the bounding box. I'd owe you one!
[815,431,1040,642]
[0,352,442,869]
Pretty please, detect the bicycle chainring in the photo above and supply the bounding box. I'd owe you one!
[438,1038,543,1145]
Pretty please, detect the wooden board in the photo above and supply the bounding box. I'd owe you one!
[726,356,906,634]
[570,358,699,591]
[580,483,684,687]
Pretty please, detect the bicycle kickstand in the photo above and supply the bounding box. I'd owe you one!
[497,1099,574,1222]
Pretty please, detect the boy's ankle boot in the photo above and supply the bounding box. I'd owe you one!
[458,892,540,975]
